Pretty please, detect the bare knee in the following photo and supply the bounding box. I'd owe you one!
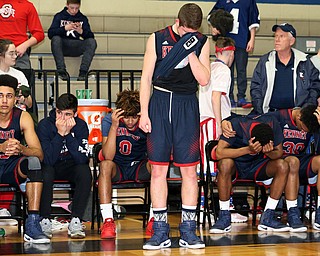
[285,156,300,176]
[218,159,234,177]
[274,159,290,177]
[151,165,168,180]
[99,160,114,178]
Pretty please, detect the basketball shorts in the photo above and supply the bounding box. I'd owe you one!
[235,158,273,186]
[0,157,25,187]
[112,159,150,183]
[296,154,317,185]
[148,88,200,166]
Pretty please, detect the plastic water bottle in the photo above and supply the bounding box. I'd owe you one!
[0,228,5,237]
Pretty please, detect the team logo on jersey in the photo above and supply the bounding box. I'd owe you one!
[162,45,173,58]
[0,4,15,18]
[60,20,83,38]
[183,36,198,50]
[162,40,169,45]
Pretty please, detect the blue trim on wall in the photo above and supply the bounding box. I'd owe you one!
[198,0,320,4]
[257,0,320,4]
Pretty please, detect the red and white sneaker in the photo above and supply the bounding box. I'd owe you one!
[145,217,154,236]
[100,218,116,239]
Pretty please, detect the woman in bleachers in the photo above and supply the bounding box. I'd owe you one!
[0,39,33,112]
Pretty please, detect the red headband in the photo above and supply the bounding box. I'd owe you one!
[215,45,236,53]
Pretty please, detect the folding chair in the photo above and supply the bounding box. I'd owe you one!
[205,140,263,227]
[91,142,150,231]
[50,181,75,219]
[0,184,27,233]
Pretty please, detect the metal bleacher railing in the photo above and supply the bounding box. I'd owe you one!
[85,70,142,108]
[32,69,142,118]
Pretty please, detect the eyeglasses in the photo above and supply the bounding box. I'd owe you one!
[6,51,17,57]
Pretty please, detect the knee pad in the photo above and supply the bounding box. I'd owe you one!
[21,156,43,182]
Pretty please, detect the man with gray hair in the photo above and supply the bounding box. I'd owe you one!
[250,23,320,114]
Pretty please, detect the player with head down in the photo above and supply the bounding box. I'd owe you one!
[210,114,291,233]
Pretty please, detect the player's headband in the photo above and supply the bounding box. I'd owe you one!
[215,45,235,53]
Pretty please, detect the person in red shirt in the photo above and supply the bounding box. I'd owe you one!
[0,0,44,69]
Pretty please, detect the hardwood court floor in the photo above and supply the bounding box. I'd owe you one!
[2,213,320,255]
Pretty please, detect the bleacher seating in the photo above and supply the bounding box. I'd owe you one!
[31,14,320,120]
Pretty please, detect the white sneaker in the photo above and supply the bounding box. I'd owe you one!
[68,217,85,239]
[39,218,52,238]
[51,218,69,231]
[231,213,248,223]
[0,208,18,226]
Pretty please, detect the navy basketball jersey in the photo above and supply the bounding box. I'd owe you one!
[103,114,147,167]
[153,26,207,94]
[0,107,23,161]
[269,109,312,156]
[213,0,260,49]
[220,115,283,163]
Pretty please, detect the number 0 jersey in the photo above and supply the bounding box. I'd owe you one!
[101,114,147,167]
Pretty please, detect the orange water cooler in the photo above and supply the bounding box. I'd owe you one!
[77,99,111,147]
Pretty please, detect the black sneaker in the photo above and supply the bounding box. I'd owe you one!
[143,221,171,250]
[179,220,205,249]
[287,207,307,232]
[57,70,68,81]
[77,71,87,81]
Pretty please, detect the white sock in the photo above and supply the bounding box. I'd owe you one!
[100,203,113,221]
[286,199,298,210]
[149,204,154,221]
[264,197,279,210]
[219,200,230,211]
[317,196,320,209]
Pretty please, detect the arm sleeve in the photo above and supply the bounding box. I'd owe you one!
[248,0,260,29]
[208,0,224,16]
[101,114,112,137]
[27,3,45,43]
[65,119,90,164]
[48,14,66,39]
[80,16,95,39]
[37,120,65,166]
[250,59,264,114]
[304,59,320,106]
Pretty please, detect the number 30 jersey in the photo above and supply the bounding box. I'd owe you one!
[267,109,312,156]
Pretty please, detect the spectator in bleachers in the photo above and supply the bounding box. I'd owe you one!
[48,0,97,81]
[210,115,290,233]
[0,0,44,70]
[98,89,151,239]
[208,0,260,108]
[0,74,49,244]
[37,93,92,239]
[250,23,320,114]
[207,9,234,41]
[0,39,33,114]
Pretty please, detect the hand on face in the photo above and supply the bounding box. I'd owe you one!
[248,137,262,154]
[56,116,75,136]
[262,141,274,154]
[111,109,125,128]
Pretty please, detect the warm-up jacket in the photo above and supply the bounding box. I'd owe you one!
[250,48,320,114]
[37,109,90,166]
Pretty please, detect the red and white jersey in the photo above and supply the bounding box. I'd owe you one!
[199,61,231,122]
